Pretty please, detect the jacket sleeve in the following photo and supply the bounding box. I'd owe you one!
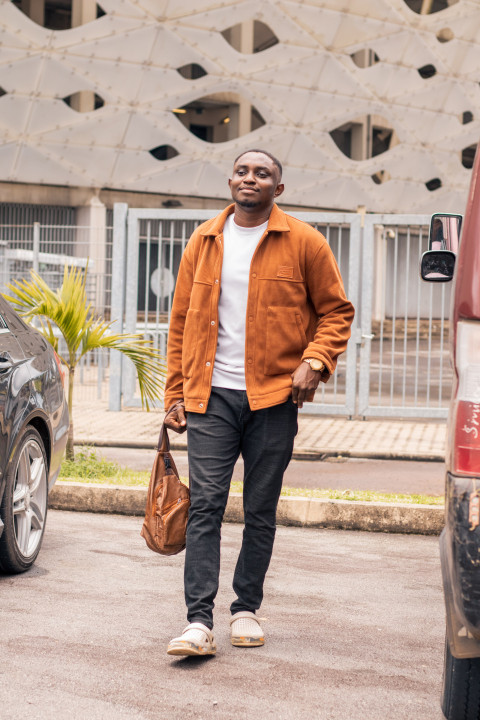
[163,239,195,411]
[302,239,355,383]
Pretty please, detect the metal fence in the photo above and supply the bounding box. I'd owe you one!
[0,207,456,418]
[0,221,113,405]
[112,207,360,415]
[358,215,452,418]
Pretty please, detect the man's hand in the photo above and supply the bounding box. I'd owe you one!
[164,400,187,434]
[291,362,322,409]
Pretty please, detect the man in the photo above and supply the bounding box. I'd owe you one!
[164,149,354,656]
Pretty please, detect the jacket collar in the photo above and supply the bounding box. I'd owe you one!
[199,203,291,238]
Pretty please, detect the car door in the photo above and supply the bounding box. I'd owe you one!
[0,307,26,491]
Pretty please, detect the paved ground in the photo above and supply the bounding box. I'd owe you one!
[97,446,446,496]
[72,400,447,461]
[0,511,446,720]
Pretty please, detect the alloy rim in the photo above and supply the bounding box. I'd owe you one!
[12,438,47,559]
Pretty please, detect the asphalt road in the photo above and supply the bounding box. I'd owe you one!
[0,511,445,720]
[96,446,445,497]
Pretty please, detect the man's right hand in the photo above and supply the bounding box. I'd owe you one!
[164,400,187,434]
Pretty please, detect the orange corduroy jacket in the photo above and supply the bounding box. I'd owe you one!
[164,203,355,413]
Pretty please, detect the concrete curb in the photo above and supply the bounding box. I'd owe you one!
[48,482,445,536]
[74,440,445,463]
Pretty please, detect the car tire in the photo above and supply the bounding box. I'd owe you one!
[0,426,49,574]
[442,635,480,719]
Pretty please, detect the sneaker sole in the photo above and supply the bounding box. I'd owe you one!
[167,642,216,656]
[231,636,264,647]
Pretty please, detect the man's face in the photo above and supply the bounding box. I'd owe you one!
[229,152,284,210]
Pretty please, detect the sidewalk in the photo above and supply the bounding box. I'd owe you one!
[61,400,447,535]
[73,400,446,461]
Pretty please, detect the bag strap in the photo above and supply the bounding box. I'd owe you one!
[159,399,185,452]
[157,423,170,453]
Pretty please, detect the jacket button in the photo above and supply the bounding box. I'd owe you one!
[252,400,257,405]
[249,315,253,322]
[199,403,204,408]
[252,273,257,278]
[206,362,211,367]
[247,358,253,364]
[211,321,215,326]
[215,279,219,284]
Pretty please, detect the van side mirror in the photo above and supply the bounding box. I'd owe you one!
[420,213,462,283]
[429,213,462,253]
[420,250,456,282]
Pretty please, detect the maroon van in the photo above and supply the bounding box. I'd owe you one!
[421,150,480,719]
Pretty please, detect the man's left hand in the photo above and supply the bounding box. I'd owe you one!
[291,362,322,409]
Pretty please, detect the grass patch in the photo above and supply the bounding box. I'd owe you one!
[59,447,149,487]
[59,447,444,506]
[277,486,444,506]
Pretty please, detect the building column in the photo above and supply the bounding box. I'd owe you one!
[71,0,97,112]
[21,0,45,25]
[420,0,434,14]
[224,21,254,139]
[237,21,254,138]
[72,0,97,26]
[351,121,369,161]
[76,195,108,314]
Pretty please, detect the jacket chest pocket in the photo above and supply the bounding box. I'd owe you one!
[182,308,199,379]
[264,306,307,376]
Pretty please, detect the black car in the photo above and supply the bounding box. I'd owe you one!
[0,294,69,573]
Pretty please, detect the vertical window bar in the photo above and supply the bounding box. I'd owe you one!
[182,221,190,254]
[331,224,342,400]
[426,283,434,407]
[389,227,399,406]
[167,221,176,324]
[438,282,446,406]
[401,226,411,406]
[144,220,152,334]
[97,347,103,400]
[414,228,423,406]
[377,227,387,405]
[155,221,163,348]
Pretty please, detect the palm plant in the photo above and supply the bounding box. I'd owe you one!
[5,265,166,460]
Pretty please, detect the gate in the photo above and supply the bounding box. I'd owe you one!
[358,215,451,419]
[110,205,452,419]
[111,206,360,416]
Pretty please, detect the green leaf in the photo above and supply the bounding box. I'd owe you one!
[3,264,166,411]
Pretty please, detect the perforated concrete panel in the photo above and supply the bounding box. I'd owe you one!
[1,0,479,212]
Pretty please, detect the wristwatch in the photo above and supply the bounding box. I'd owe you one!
[303,358,324,372]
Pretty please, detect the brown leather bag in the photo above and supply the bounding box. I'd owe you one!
[140,423,190,555]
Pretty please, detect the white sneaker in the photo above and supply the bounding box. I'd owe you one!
[230,611,265,647]
[167,623,216,656]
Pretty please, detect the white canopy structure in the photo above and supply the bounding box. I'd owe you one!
[0,0,478,212]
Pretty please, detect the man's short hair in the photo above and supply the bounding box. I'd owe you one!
[233,149,283,180]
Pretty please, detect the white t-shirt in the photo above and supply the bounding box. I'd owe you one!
[211,214,268,390]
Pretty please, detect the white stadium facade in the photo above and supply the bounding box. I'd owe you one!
[0,0,478,221]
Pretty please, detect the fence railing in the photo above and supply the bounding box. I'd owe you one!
[0,210,454,418]
[0,222,113,404]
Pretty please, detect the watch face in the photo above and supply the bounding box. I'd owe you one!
[309,359,323,371]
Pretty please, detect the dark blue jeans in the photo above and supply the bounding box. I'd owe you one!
[184,388,298,629]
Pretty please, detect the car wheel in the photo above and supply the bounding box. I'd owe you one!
[442,634,480,719]
[0,426,48,573]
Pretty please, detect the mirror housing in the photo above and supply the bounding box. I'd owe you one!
[420,213,462,283]
[429,213,462,253]
[420,250,456,282]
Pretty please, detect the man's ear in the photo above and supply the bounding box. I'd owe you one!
[274,183,285,198]
[228,178,232,190]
